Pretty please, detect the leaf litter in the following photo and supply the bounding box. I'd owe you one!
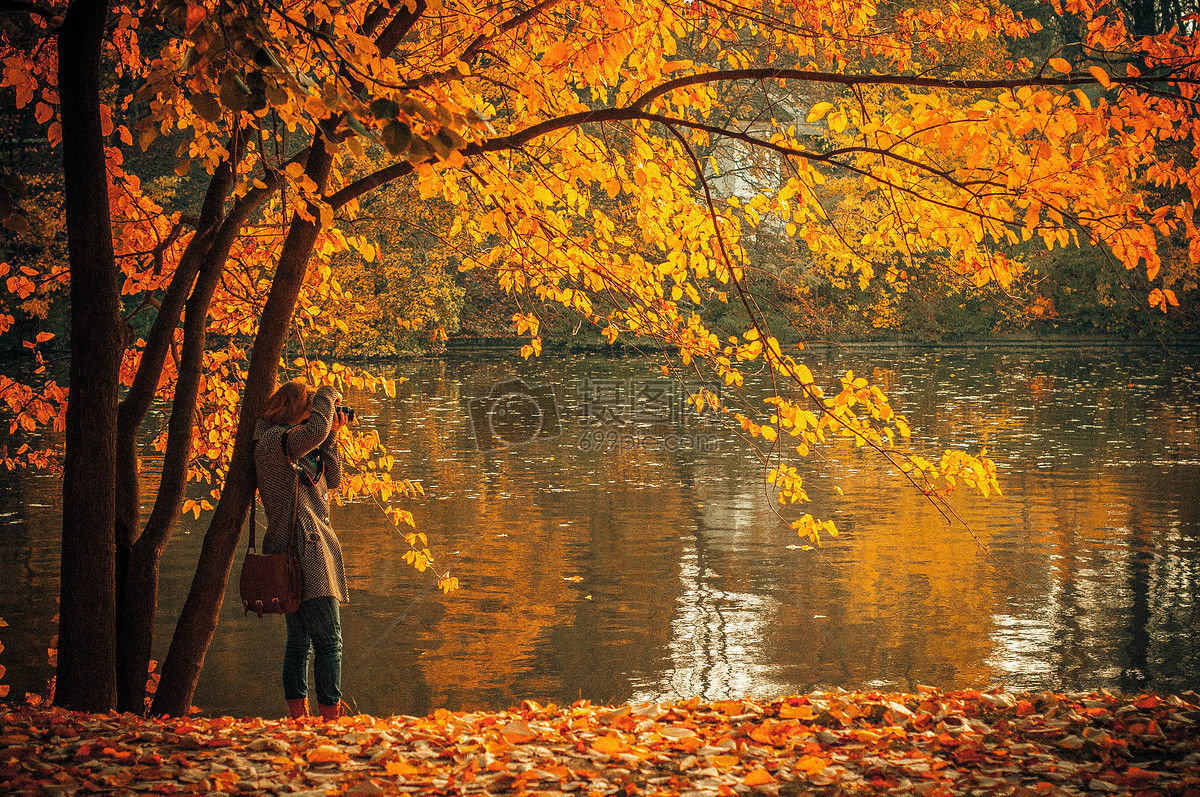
[2,688,1199,795]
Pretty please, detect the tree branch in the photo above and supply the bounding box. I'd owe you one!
[626,66,1200,112]
[0,0,58,26]
[406,0,565,89]
[373,0,426,57]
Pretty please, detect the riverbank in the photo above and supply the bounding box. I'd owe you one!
[3,688,1198,796]
[431,334,1200,357]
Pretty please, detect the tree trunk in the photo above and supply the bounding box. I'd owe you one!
[152,142,334,716]
[116,191,265,713]
[113,238,202,712]
[54,0,121,713]
[115,246,224,712]
[1123,0,1159,37]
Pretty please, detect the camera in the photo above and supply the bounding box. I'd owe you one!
[337,406,356,423]
[468,378,562,451]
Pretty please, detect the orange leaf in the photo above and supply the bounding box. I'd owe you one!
[500,719,536,743]
[386,759,420,776]
[307,745,348,763]
[744,769,775,786]
[1088,65,1111,88]
[592,736,629,756]
[779,704,815,720]
[795,755,828,773]
[711,699,744,716]
[185,2,207,33]
[748,721,775,744]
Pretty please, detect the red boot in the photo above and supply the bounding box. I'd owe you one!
[317,701,342,721]
[287,698,309,719]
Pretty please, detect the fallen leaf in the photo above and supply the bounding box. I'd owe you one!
[385,759,420,776]
[500,719,536,744]
[308,744,349,763]
[592,735,629,756]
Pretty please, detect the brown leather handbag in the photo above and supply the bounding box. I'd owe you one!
[240,434,304,617]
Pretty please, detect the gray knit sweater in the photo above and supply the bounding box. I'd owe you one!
[253,384,348,603]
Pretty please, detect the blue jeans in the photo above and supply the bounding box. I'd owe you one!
[283,596,342,707]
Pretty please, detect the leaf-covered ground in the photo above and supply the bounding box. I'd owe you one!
[3,688,1199,796]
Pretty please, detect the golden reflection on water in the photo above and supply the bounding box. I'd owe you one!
[0,347,1197,718]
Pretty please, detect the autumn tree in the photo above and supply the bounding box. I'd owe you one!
[306,178,467,357]
[0,0,1196,716]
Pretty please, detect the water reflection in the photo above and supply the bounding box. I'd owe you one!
[0,346,1197,717]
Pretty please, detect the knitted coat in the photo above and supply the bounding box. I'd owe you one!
[253,384,348,603]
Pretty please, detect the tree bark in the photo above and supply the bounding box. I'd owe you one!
[152,141,334,716]
[54,0,121,713]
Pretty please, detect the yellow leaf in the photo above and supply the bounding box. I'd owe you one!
[807,102,833,122]
[779,703,815,720]
[1049,57,1071,74]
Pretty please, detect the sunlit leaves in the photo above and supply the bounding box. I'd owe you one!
[806,102,833,123]
[1088,65,1111,89]
[791,513,838,545]
[1149,288,1180,312]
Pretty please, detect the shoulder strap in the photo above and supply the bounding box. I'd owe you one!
[248,457,259,552]
[286,431,301,556]
[246,428,302,556]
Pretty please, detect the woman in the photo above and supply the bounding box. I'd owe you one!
[254,380,349,720]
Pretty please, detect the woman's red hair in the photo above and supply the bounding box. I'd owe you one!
[260,380,315,426]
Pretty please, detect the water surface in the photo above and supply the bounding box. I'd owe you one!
[0,345,1196,716]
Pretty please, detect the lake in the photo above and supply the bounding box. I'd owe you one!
[0,345,1197,717]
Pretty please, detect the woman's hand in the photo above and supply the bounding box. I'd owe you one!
[331,407,349,433]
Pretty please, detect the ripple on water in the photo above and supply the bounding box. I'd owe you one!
[3,346,1200,717]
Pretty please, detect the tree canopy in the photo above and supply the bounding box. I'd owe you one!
[0,0,1196,715]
